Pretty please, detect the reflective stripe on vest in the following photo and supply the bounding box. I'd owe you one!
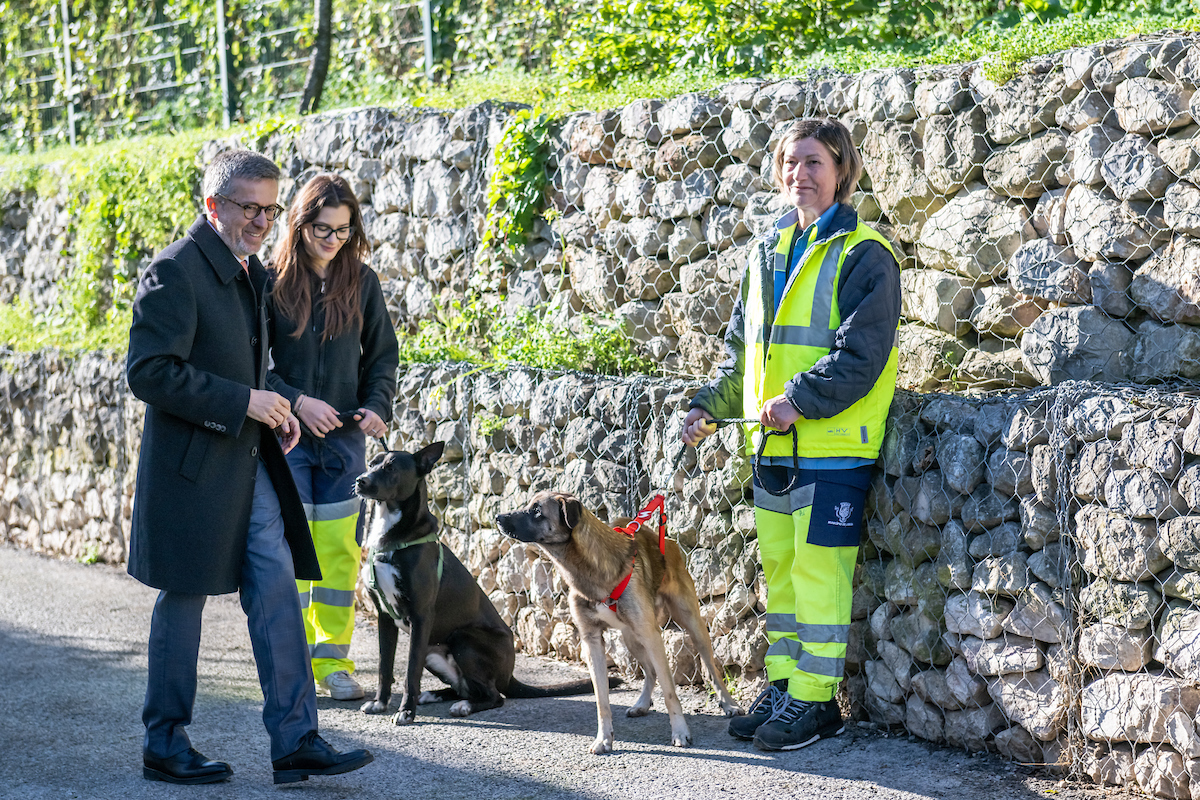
[743,217,899,460]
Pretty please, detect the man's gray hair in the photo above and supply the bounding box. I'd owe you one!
[201,149,281,199]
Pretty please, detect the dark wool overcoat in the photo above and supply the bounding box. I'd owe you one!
[126,216,321,594]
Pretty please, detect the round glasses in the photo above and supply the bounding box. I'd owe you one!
[311,222,354,241]
[215,193,284,221]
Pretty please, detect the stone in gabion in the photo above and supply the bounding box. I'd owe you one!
[916,186,1034,281]
[943,704,1006,751]
[1167,711,1200,759]
[945,591,1014,639]
[968,521,1022,559]
[878,638,914,692]
[1101,133,1176,201]
[905,696,944,743]
[890,610,951,665]
[1156,603,1200,682]
[863,685,906,727]
[961,486,1019,532]
[899,269,974,335]
[1115,76,1194,135]
[1161,517,1200,571]
[1065,184,1167,262]
[1132,746,1190,800]
[864,658,905,705]
[1001,582,1066,644]
[923,107,990,195]
[860,122,945,242]
[988,670,1065,741]
[1080,577,1163,629]
[1104,468,1183,519]
[1028,542,1067,589]
[983,130,1068,198]
[1007,238,1090,305]
[936,519,972,590]
[1082,673,1200,743]
[971,553,1031,596]
[960,634,1042,676]
[1131,236,1200,326]
[869,602,899,644]
[909,667,957,710]
[1077,504,1171,580]
[1079,623,1153,671]
[1165,569,1200,604]
[946,655,992,709]
[1083,742,1137,786]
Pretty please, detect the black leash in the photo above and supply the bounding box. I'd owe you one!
[673,417,801,497]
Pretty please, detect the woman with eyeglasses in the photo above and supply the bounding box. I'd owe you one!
[266,173,399,702]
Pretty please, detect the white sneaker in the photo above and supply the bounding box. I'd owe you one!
[317,670,364,701]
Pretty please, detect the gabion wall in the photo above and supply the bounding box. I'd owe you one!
[9,32,1200,796]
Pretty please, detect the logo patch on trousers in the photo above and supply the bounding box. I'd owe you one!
[831,502,855,527]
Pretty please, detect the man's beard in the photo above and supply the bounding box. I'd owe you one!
[216,222,264,259]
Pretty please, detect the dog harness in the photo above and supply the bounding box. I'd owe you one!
[367,531,444,623]
[605,494,667,611]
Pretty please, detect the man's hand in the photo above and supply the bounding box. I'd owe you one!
[296,396,342,438]
[760,395,802,431]
[681,408,718,447]
[357,408,387,439]
[278,414,301,454]
[247,389,292,429]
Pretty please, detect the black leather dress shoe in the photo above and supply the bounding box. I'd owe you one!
[272,731,373,784]
[143,748,233,784]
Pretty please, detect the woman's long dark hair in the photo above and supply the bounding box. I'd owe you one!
[271,173,370,340]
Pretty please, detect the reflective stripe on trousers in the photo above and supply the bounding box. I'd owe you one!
[287,431,366,683]
[755,470,857,702]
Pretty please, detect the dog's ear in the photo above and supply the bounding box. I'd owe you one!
[368,451,387,468]
[414,441,445,475]
[558,495,582,530]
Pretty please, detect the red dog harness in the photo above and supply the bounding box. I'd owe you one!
[605,494,667,611]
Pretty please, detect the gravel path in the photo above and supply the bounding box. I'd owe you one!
[0,544,1134,799]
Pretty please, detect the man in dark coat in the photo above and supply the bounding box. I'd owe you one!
[127,149,373,786]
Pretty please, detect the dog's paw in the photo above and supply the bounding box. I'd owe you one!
[720,700,745,717]
[392,708,417,725]
[670,724,693,748]
[449,700,473,717]
[589,737,613,755]
[626,704,651,718]
[417,691,440,705]
[360,699,389,715]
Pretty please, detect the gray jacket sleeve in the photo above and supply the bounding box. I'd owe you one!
[784,239,901,420]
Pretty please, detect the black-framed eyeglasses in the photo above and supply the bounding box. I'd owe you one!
[310,222,354,241]
[215,193,284,221]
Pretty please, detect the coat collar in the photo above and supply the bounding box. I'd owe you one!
[187,215,267,285]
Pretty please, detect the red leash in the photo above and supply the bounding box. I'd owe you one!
[604,494,666,611]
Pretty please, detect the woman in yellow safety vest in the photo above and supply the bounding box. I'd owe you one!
[683,117,901,751]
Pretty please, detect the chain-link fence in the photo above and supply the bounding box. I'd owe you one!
[0,0,428,151]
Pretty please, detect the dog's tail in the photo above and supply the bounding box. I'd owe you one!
[504,675,622,698]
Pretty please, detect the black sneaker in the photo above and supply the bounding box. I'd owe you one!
[753,697,844,751]
[728,680,788,740]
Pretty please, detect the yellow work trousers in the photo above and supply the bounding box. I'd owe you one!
[754,465,869,702]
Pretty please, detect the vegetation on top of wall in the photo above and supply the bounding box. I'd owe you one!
[397,295,656,376]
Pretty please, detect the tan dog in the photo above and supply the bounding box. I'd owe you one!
[496,491,743,753]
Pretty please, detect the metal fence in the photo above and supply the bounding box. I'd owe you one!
[0,0,432,151]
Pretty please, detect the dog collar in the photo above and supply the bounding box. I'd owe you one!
[604,495,667,611]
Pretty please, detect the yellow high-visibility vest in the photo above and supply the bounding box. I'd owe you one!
[743,217,899,459]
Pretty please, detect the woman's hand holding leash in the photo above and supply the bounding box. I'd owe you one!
[760,394,801,431]
[296,395,342,437]
[681,408,717,446]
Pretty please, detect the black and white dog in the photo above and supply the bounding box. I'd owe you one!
[355,441,597,724]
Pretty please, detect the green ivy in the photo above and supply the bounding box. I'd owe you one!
[482,109,552,256]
